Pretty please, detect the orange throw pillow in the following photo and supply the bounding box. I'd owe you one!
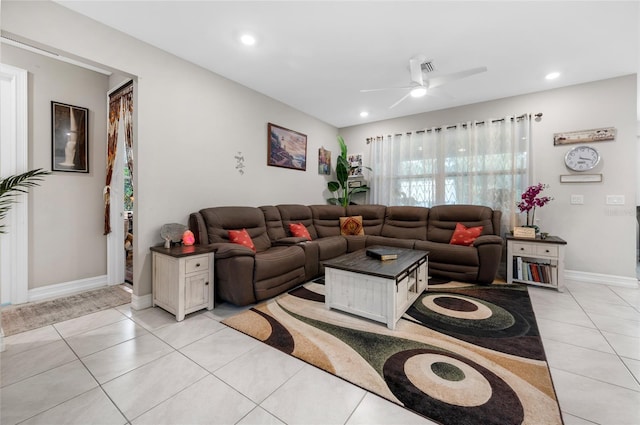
[340,216,364,236]
[228,228,256,252]
[289,222,312,240]
[450,223,483,246]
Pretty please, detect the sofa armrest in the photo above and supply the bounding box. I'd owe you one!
[472,235,504,247]
[273,237,309,246]
[473,235,504,284]
[208,242,255,259]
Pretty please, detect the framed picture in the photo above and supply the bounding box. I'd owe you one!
[51,101,89,173]
[267,123,307,171]
[348,153,363,177]
[318,147,331,175]
[553,127,616,145]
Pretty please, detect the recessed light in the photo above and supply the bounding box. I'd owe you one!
[360,111,369,118]
[240,34,256,46]
[545,72,560,80]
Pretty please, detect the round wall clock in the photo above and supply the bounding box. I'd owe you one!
[564,145,600,171]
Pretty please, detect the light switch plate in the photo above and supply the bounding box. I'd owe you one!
[570,195,584,205]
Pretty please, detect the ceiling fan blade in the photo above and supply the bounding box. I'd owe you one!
[389,92,412,109]
[425,88,453,99]
[360,86,411,93]
[427,66,487,89]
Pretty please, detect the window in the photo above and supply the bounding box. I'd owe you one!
[370,116,530,232]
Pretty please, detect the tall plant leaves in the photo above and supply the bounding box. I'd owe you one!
[0,168,50,233]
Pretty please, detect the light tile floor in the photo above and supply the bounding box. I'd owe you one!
[1,279,639,425]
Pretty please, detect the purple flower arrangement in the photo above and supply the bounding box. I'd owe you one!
[517,183,553,226]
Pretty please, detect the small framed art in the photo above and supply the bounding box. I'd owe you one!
[51,101,89,173]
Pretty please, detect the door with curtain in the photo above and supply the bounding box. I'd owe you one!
[105,81,134,286]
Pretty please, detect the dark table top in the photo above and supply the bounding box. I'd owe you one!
[506,235,567,244]
[150,244,214,258]
[323,246,428,280]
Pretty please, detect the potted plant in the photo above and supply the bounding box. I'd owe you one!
[327,136,370,206]
[0,168,50,233]
[516,183,553,233]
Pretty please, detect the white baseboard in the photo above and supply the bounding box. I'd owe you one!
[131,293,152,310]
[28,275,109,303]
[565,270,639,288]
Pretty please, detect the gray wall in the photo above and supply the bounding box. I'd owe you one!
[2,44,109,289]
[2,1,636,298]
[2,1,338,299]
[340,75,638,280]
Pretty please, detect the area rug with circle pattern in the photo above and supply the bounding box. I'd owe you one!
[222,280,562,425]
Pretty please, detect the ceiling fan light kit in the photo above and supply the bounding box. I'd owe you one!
[410,87,427,98]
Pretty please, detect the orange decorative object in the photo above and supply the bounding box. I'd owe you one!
[449,222,483,246]
[182,230,195,246]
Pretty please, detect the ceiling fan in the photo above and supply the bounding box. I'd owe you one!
[361,55,487,109]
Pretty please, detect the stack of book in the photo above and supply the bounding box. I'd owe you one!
[366,247,398,261]
[513,257,553,284]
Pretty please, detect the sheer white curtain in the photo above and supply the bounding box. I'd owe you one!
[370,115,531,234]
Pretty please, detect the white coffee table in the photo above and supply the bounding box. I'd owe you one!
[323,246,428,330]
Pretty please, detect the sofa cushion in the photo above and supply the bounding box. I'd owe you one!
[381,206,429,240]
[228,229,256,252]
[339,216,364,236]
[309,205,346,238]
[199,206,272,252]
[277,204,318,239]
[414,240,480,267]
[254,245,306,281]
[314,235,348,260]
[346,205,386,235]
[289,223,312,240]
[450,223,484,246]
[428,205,494,243]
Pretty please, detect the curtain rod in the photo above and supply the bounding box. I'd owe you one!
[366,112,543,144]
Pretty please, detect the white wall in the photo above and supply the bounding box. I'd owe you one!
[340,75,638,281]
[1,44,109,289]
[2,1,337,300]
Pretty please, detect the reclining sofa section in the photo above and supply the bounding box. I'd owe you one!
[189,204,503,306]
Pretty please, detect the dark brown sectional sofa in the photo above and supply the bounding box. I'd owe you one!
[189,204,503,306]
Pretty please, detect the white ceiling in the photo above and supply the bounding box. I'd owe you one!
[57,1,638,128]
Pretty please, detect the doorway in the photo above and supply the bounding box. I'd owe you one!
[106,80,134,288]
[0,63,28,305]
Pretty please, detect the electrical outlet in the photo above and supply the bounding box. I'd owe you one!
[570,194,584,205]
[606,195,625,205]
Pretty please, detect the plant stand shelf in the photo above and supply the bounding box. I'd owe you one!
[506,235,566,291]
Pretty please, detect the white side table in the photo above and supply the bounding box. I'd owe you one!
[151,245,214,321]
[506,235,566,291]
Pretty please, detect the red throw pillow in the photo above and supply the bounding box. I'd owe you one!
[339,216,364,236]
[289,222,312,240]
[449,223,483,246]
[228,228,256,252]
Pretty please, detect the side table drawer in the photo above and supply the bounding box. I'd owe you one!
[511,242,534,255]
[535,244,558,257]
[185,255,209,274]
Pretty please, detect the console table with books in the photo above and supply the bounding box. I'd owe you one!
[506,235,566,292]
